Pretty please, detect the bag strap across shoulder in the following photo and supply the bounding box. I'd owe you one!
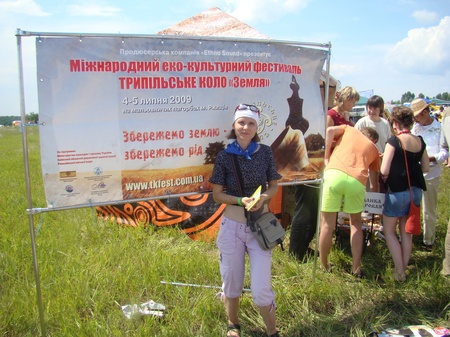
[398,137,414,201]
[229,154,244,197]
[228,154,255,230]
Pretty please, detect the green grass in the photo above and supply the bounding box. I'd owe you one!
[1,126,450,336]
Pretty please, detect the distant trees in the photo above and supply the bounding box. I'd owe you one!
[26,112,39,124]
[437,92,450,101]
[399,92,449,104]
[0,116,19,126]
[0,112,38,126]
[401,91,415,103]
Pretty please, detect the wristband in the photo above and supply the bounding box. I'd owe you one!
[237,197,243,206]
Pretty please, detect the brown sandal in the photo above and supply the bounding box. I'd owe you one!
[227,323,241,337]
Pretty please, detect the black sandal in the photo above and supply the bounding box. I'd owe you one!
[269,332,280,337]
[227,323,241,337]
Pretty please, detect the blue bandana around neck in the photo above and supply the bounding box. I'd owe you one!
[225,140,258,160]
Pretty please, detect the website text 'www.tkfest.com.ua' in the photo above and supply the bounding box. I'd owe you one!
[125,175,204,191]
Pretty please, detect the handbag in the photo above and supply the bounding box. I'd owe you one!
[229,154,285,250]
[399,137,421,235]
[252,211,286,250]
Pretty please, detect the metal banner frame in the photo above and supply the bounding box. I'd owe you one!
[16,28,331,335]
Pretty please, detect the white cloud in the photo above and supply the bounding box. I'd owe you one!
[67,3,122,17]
[0,0,49,16]
[224,0,310,23]
[330,63,360,79]
[385,16,450,75]
[412,9,439,25]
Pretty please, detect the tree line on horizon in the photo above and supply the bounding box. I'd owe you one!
[392,91,450,105]
[0,113,38,126]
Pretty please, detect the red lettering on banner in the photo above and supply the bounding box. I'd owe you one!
[189,128,220,138]
[199,76,227,88]
[162,61,184,72]
[188,145,203,157]
[229,77,270,88]
[123,130,185,143]
[70,60,160,73]
[119,76,197,89]
[186,61,215,72]
[253,62,302,74]
[124,147,185,161]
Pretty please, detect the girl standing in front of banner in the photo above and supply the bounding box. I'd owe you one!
[209,104,282,337]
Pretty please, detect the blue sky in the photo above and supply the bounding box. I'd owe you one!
[1,0,449,116]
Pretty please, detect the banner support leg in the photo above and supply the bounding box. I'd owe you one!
[16,30,47,336]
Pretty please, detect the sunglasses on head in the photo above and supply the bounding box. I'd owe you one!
[235,103,260,114]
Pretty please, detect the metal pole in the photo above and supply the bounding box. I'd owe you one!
[312,43,331,282]
[16,28,330,49]
[323,44,332,112]
[160,281,251,293]
[16,30,47,335]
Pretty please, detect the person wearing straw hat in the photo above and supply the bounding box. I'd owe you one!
[411,98,449,250]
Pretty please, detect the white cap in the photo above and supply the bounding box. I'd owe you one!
[234,104,260,123]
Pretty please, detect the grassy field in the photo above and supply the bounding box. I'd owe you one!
[1,126,449,337]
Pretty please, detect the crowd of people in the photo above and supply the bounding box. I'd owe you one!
[316,92,449,281]
[209,94,450,337]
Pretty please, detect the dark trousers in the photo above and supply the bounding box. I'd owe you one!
[289,184,320,261]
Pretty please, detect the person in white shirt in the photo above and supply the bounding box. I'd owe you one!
[411,98,449,249]
[440,108,450,277]
[355,95,392,153]
[355,95,392,193]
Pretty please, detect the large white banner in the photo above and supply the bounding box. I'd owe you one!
[37,36,326,208]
